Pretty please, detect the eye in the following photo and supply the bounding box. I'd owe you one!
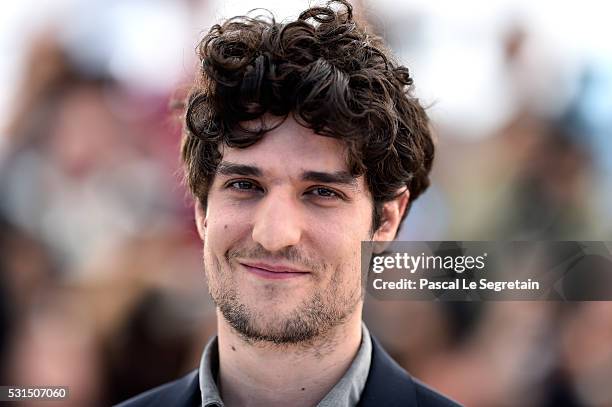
[308,187,339,199]
[227,180,260,191]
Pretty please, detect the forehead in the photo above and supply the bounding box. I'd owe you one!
[221,116,350,175]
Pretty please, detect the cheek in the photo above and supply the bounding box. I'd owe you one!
[308,215,368,277]
[205,199,253,254]
[308,201,372,245]
[308,202,372,284]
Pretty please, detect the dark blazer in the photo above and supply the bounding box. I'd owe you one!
[116,336,462,406]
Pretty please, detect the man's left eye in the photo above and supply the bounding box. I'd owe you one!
[309,187,338,198]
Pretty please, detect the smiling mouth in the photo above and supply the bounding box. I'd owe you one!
[240,262,310,280]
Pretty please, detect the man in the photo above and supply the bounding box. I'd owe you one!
[118,1,460,406]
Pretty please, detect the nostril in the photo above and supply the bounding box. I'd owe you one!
[251,194,304,251]
[252,220,302,252]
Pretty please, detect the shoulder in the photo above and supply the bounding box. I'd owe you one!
[359,335,462,407]
[413,379,463,407]
[114,370,200,407]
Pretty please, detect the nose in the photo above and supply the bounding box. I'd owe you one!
[252,190,302,252]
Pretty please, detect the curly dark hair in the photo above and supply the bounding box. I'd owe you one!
[182,0,434,233]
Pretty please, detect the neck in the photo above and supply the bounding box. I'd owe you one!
[216,309,363,407]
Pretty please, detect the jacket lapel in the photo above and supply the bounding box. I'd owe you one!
[358,335,418,407]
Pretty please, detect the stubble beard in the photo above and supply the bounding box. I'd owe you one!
[203,245,361,346]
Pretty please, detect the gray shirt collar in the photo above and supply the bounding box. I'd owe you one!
[199,323,372,407]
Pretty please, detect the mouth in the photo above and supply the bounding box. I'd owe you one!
[239,261,310,280]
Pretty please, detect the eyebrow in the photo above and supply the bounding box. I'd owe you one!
[216,162,262,177]
[216,162,358,188]
[302,170,358,188]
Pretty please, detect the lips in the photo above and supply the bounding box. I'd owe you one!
[240,261,310,280]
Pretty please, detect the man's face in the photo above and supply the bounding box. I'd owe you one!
[198,116,376,344]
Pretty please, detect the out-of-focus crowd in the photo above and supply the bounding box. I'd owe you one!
[1,1,612,406]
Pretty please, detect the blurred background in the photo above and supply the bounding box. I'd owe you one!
[1,0,612,406]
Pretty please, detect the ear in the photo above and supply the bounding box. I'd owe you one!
[373,189,410,243]
[194,199,207,241]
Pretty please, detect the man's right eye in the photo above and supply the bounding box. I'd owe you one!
[227,180,259,191]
